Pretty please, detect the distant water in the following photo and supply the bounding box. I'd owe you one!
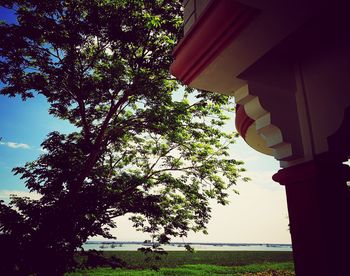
[82,242,292,251]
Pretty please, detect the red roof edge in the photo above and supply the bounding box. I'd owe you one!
[170,0,259,85]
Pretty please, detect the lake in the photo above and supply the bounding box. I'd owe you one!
[82,242,292,251]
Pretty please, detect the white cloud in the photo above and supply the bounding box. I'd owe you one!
[39,147,48,153]
[0,141,31,149]
[0,141,50,152]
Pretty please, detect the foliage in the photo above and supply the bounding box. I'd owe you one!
[78,250,127,269]
[90,251,294,269]
[70,251,294,275]
[0,0,246,275]
[66,263,295,276]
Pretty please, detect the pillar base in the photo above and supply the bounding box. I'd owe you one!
[273,157,350,276]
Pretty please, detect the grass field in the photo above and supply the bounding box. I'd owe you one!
[66,251,295,275]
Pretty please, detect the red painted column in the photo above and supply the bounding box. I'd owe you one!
[273,156,350,276]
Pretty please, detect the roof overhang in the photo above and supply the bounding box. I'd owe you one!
[171,0,325,94]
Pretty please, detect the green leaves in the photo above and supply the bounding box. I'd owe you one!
[0,1,247,274]
[144,12,162,28]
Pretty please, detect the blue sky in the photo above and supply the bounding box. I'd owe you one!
[0,94,76,190]
[0,6,291,243]
[0,8,76,190]
[0,6,16,24]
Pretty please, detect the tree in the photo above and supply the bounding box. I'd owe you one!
[0,1,247,275]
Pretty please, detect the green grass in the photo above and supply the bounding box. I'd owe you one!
[100,251,293,268]
[68,251,294,275]
[66,262,295,275]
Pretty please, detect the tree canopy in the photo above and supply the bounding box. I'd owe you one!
[0,0,247,275]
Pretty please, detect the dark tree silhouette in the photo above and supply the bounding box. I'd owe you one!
[0,1,247,275]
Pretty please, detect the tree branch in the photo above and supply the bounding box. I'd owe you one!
[70,90,131,192]
[77,98,91,143]
[146,145,178,177]
[147,165,200,179]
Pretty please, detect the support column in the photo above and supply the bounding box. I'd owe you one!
[273,156,350,276]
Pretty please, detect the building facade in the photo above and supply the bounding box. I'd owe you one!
[170,1,350,275]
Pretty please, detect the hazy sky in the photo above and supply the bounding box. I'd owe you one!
[0,93,291,244]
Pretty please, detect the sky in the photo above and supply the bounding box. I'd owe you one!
[0,6,291,244]
[0,93,291,244]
